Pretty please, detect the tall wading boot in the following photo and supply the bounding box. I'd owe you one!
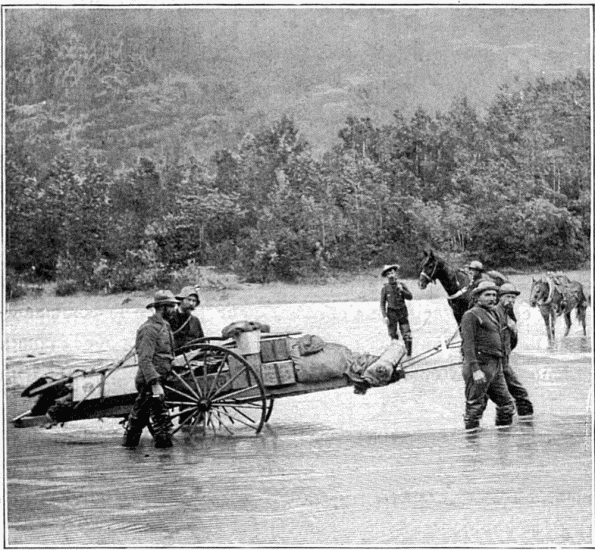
[151,398,174,449]
[122,418,143,448]
[405,339,413,357]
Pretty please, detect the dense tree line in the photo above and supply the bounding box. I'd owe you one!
[6,71,590,295]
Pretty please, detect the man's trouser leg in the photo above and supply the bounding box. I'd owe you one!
[123,389,151,447]
[387,309,400,340]
[149,392,174,448]
[503,359,533,416]
[399,319,412,357]
[463,364,490,430]
[487,359,515,426]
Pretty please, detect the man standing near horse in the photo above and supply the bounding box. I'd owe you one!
[123,290,179,449]
[460,281,515,431]
[380,264,413,356]
[496,282,534,417]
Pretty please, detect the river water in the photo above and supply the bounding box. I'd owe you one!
[4,298,593,546]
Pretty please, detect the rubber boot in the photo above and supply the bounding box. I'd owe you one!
[154,434,173,448]
[516,402,534,417]
[122,427,142,448]
[122,417,144,448]
[495,415,513,427]
[405,339,412,357]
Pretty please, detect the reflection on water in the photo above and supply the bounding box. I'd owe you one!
[5,300,593,546]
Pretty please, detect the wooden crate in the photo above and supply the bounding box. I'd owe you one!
[260,337,291,363]
[260,360,296,386]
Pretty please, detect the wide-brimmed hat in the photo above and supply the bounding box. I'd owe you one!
[498,282,520,296]
[381,264,400,277]
[467,260,484,271]
[472,280,499,296]
[175,286,200,301]
[146,290,180,309]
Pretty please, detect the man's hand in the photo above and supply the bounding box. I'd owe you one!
[383,317,389,326]
[152,381,165,400]
[472,369,486,387]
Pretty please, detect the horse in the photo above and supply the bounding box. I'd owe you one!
[418,249,508,325]
[529,274,589,343]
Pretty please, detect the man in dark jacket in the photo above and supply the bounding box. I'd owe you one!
[460,280,515,431]
[380,264,413,356]
[497,282,534,417]
[170,286,204,353]
[123,290,178,449]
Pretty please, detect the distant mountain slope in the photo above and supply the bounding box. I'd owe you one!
[5,7,591,165]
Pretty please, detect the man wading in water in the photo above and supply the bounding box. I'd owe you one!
[460,281,515,431]
[123,290,178,449]
[380,264,413,356]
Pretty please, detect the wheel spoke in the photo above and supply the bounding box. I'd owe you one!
[205,350,229,400]
[212,401,263,410]
[185,357,204,399]
[211,384,261,402]
[202,348,210,396]
[189,411,204,437]
[165,400,198,407]
[164,383,198,403]
[229,405,258,425]
[171,409,199,435]
[207,414,217,436]
[217,407,260,430]
[211,366,253,396]
[170,369,201,400]
[214,410,234,435]
[169,406,198,420]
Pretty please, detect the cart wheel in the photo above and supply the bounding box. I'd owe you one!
[164,344,267,437]
[265,398,275,423]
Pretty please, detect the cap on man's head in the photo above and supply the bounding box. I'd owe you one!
[381,264,401,277]
[498,282,520,296]
[176,286,200,301]
[146,290,180,309]
[472,280,499,297]
[467,260,484,271]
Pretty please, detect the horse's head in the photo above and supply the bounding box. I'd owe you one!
[419,249,439,289]
[529,277,549,307]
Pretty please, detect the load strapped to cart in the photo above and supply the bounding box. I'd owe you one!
[12,320,461,437]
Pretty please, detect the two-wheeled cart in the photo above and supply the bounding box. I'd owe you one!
[12,329,461,438]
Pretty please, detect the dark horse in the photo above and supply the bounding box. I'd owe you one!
[529,274,589,343]
[418,250,508,325]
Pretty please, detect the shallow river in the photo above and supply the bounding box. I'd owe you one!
[4,298,593,546]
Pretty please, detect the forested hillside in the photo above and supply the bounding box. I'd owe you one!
[5,10,591,295]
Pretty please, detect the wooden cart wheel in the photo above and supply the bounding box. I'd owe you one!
[163,344,267,437]
[265,398,275,423]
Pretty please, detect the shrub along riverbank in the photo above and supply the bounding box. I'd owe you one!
[5,268,591,313]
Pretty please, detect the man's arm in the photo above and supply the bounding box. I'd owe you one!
[460,311,479,369]
[399,282,413,300]
[135,325,161,385]
[380,285,387,317]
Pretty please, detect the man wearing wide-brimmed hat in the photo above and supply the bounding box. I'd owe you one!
[459,280,515,431]
[380,264,414,356]
[496,282,533,418]
[170,286,204,352]
[123,290,179,449]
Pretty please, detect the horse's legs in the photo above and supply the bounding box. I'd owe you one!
[541,307,553,343]
[577,303,587,335]
[563,311,571,337]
